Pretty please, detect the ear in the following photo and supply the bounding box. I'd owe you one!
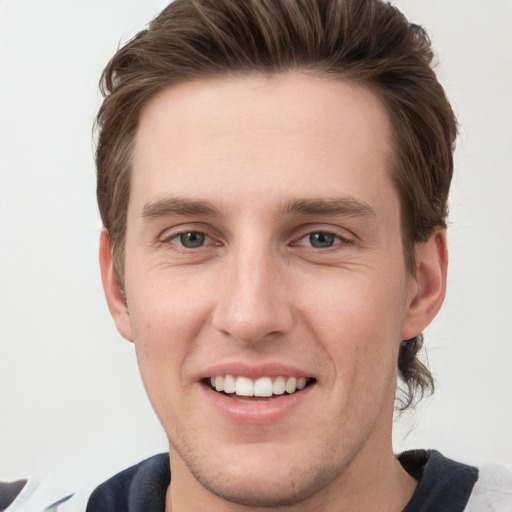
[99,229,133,342]
[401,229,448,340]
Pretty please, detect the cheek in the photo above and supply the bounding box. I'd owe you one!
[125,274,215,429]
[297,268,407,387]
[125,269,215,382]
[129,262,214,328]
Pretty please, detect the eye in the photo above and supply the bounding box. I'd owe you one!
[296,231,347,248]
[172,231,208,248]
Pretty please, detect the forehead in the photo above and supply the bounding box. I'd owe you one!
[130,72,397,216]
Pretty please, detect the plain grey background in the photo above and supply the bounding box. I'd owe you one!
[1,0,511,494]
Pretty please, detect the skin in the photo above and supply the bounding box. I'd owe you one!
[100,72,447,511]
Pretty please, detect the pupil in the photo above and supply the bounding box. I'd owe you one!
[180,232,205,248]
[310,232,335,248]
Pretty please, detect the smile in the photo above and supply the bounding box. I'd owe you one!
[207,375,315,397]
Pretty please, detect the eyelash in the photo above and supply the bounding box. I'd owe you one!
[293,230,352,249]
[160,228,352,252]
[162,230,216,249]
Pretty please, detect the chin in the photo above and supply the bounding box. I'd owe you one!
[189,459,342,508]
[170,432,358,508]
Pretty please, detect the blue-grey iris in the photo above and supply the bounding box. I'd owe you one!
[309,232,335,248]
[180,232,205,248]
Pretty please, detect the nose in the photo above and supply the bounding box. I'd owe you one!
[212,246,294,344]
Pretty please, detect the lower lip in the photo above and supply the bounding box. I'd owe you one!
[200,382,315,425]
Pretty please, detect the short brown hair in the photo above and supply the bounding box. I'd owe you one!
[96,0,457,408]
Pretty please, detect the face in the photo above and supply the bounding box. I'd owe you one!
[102,72,442,509]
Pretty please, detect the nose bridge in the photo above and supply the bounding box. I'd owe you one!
[213,240,293,343]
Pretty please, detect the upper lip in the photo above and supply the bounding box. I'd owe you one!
[197,362,314,381]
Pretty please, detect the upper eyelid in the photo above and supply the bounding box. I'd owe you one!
[292,224,356,241]
[156,223,357,244]
[300,230,346,240]
[159,231,218,252]
[293,231,350,247]
[162,230,214,244]
[161,229,204,240]
[158,223,218,240]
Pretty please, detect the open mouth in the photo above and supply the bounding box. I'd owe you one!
[204,375,316,399]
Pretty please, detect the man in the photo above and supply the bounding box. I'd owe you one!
[87,0,511,511]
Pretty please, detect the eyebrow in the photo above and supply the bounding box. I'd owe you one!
[278,197,376,219]
[141,197,222,220]
[141,195,376,221]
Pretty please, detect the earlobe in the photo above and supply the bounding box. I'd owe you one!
[401,230,448,340]
[99,229,134,342]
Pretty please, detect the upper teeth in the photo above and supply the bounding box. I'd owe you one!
[209,376,308,397]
